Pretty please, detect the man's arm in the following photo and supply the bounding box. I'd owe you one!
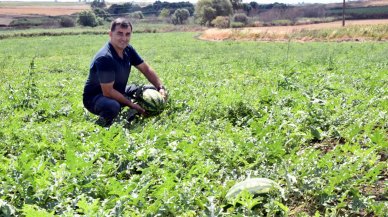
[135,62,167,99]
[101,82,145,114]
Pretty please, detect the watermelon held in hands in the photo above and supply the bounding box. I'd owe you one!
[226,178,283,200]
[137,89,166,115]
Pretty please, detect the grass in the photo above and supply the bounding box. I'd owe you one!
[328,6,388,15]
[0,20,203,40]
[0,32,387,216]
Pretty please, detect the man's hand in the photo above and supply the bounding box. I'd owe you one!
[159,88,168,101]
[131,103,146,115]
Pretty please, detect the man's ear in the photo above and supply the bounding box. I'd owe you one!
[109,31,112,37]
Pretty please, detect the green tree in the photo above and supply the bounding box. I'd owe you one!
[230,0,242,12]
[108,3,141,15]
[91,0,106,9]
[233,13,248,25]
[77,10,98,27]
[129,11,144,19]
[242,3,252,15]
[171,8,190,25]
[59,16,76,27]
[159,8,171,18]
[195,0,232,26]
[211,16,230,28]
[93,8,111,21]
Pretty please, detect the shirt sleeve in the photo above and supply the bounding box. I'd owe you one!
[95,56,115,84]
[126,46,144,66]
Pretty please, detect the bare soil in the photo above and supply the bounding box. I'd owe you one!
[0,5,89,16]
[199,19,388,42]
[0,4,89,26]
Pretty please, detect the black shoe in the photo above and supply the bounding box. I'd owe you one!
[127,109,139,122]
[95,117,113,127]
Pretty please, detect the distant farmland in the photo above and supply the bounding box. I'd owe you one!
[328,5,388,19]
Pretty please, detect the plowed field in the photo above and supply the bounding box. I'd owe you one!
[0,5,89,16]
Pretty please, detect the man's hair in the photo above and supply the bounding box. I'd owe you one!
[110,18,133,32]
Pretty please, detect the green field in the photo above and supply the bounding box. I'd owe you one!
[0,32,387,216]
[329,6,388,15]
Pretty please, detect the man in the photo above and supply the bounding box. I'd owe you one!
[83,17,167,126]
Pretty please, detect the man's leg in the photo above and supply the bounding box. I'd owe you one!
[125,84,157,99]
[125,84,141,99]
[93,95,121,126]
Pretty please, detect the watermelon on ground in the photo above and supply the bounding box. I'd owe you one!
[226,178,282,200]
[137,89,166,114]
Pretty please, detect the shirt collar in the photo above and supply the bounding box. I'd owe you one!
[108,42,128,60]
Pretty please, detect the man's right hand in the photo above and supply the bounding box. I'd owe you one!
[131,103,146,115]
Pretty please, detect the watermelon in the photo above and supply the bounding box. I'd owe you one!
[137,89,166,114]
[226,178,281,199]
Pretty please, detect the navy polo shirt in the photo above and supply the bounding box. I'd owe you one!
[83,42,144,101]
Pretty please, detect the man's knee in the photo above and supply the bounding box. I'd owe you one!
[99,99,121,119]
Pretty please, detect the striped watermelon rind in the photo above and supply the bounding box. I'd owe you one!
[226,178,282,200]
[137,89,166,114]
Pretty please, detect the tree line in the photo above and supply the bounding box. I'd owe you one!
[78,0,293,27]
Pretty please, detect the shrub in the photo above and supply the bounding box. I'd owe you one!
[77,10,98,27]
[233,13,248,24]
[211,16,230,28]
[271,19,293,26]
[231,21,245,28]
[93,8,111,21]
[129,11,144,19]
[195,0,233,26]
[91,0,106,9]
[159,8,171,18]
[59,16,76,27]
[172,8,190,25]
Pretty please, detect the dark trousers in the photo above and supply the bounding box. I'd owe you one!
[83,84,155,125]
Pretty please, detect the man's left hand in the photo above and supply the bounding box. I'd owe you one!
[159,88,168,101]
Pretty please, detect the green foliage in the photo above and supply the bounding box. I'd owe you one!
[271,19,293,26]
[90,0,106,9]
[107,2,141,15]
[59,16,76,28]
[242,3,253,15]
[211,16,230,28]
[231,21,245,28]
[195,0,233,26]
[0,32,387,216]
[107,1,194,17]
[171,8,190,25]
[328,6,388,19]
[230,0,243,11]
[77,10,99,27]
[129,11,144,20]
[93,8,111,21]
[159,8,171,18]
[233,13,248,24]
[9,17,59,28]
[142,1,195,17]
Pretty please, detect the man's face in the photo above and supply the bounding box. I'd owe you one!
[109,25,132,51]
